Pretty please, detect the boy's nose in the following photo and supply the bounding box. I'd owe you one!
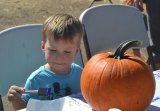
[55,53,64,59]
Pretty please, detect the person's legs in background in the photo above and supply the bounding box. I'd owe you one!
[0,95,4,111]
[145,0,160,69]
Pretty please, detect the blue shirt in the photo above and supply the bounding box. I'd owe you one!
[21,63,82,102]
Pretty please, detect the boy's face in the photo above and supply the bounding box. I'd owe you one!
[41,35,80,74]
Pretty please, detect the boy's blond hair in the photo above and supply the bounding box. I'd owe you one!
[42,13,83,45]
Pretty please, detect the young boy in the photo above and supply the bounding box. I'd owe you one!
[7,13,84,110]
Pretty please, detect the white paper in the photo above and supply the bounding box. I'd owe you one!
[24,96,92,111]
[18,109,26,111]
[151,70,160,107]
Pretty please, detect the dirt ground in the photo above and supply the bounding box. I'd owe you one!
[0,0,120,31]
[0,0,147,111]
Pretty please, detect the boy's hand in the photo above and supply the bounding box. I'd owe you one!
[7,85,25,101]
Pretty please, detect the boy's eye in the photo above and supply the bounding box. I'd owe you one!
[50,49,56,52]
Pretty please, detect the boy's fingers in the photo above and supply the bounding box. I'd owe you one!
[7,86,24,101]
[18,87,25,93]
[10,86,24,93]
[8,90,22,101]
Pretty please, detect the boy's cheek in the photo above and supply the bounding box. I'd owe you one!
[66,56,76,64]
[44,53,52,61]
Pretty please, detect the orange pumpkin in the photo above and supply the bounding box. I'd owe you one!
[81,40,155,111]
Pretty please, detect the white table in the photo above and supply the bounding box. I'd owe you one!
[19,70,160,111]
[146,70,160,111]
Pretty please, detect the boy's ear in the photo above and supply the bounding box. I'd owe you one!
[41,41,45,52]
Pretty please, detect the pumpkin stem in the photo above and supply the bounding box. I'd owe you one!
[113,40,142,59]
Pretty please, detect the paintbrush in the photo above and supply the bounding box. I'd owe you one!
[24,88,51,96]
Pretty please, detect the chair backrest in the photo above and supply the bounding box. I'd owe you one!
[79,4,150,59]
[0,24,84,96]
